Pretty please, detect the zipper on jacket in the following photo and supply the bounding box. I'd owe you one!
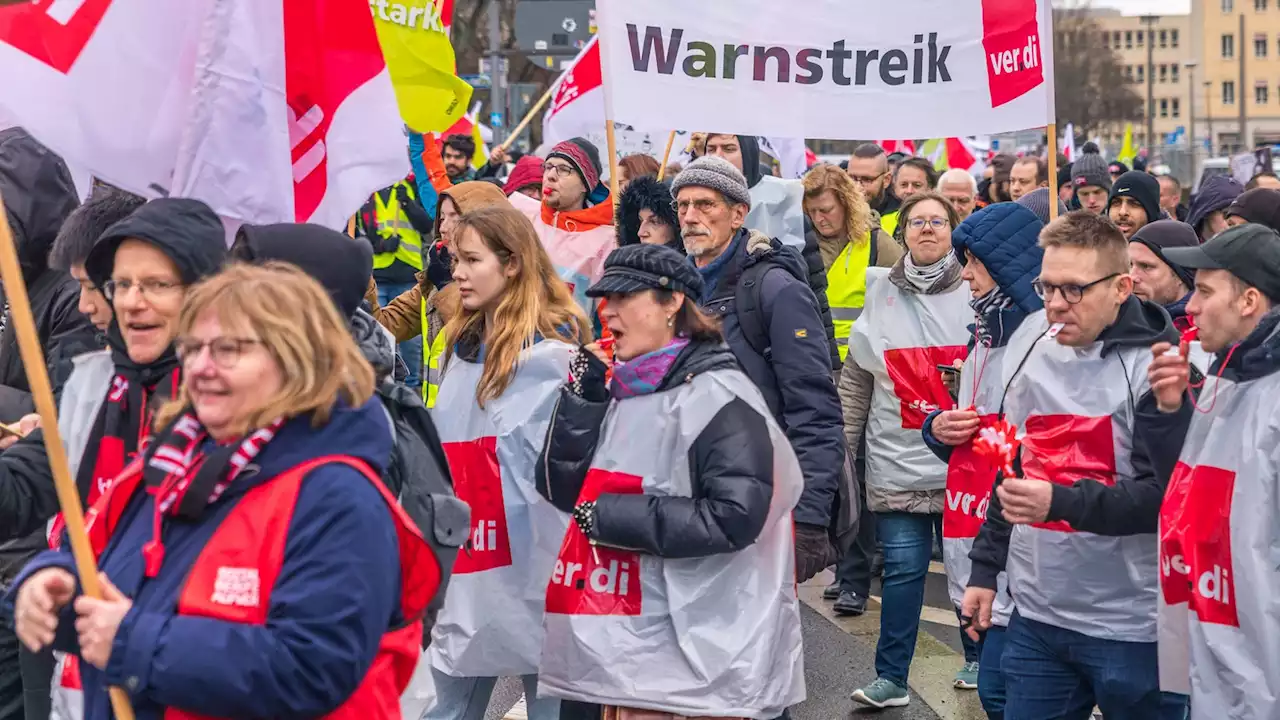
[541,393,564,508]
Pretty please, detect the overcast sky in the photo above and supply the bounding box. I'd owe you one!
[1092,0,1192,14]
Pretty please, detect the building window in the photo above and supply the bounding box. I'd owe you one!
[1258,34,1270,57]
[1172,98,1182,118]
[1160,64,1169,83]
[1172,30,1180,48]
[1126,31,1133,49]
[1225,80,1236,105]
[1114,31,1123,49]
[1172,64,1181,83]
[1160,99,1170,117]
[1137,65,1145,84]
[1258,83,1270,105]
[1124,65,1133,82]
[1160,30,1169,48]
[1137,30,1145,47]
[1101,30,1111,46]
[1258,0,1268,10]
[1224,0,1234,11]
[1224,34,1236,59]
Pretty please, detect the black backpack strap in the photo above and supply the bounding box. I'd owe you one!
[868,230,880,268]
[734,261,775,360]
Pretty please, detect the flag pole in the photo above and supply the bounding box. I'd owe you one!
[606,120,621,200]
[1047,123,1059,221]
[0,194,136,720]
[499,83,557,153]
[656,130,677,181]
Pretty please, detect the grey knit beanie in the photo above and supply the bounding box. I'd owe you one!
[1071,153,1111,192]
[671,156,752,208]
[1015,187,1066,226]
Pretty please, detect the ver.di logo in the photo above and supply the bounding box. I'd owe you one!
[0,0,111,74]
[980,0,1044,108]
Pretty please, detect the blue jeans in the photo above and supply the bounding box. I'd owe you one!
[377,281,423,389]
[421,668,560,720]
[979,624,1008,720]
[873,512,941,687]
[1002,612,1189,720]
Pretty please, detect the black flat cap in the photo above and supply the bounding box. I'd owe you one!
[586,244,703,299]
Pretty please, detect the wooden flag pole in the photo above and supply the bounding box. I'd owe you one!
[606,120,621,200]
[656,131,678,181]
[499,83,557,153]
[0,194,136,720]
[1046,123,1060,221]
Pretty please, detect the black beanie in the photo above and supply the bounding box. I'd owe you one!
[1109,171,1162,223]
[1131,220,1198,290]
[231,223,373,318]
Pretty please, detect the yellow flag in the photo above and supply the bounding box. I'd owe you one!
[372,0,474,134]
[1116,124,1137,166]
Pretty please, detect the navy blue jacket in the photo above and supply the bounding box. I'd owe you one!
[5,399,399,720]
[1186,175,1244,235]
[699,229,845,528]
[923,203,1045,461]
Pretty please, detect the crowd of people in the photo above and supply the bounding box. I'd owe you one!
[0,120,1273,720]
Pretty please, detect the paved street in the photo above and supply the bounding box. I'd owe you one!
[479,562,988,720]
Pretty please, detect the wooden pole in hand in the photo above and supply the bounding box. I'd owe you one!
[606,120,621,201]
[656,131,678,181]
[1047,123,1060,221]
[0,194,136,720]
[499,83,558,153]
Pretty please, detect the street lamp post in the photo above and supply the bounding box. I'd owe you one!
[1141,15,1160,155]
[1187,60,1199,182]
[1206,80,1216,156]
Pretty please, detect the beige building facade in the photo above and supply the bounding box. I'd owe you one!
[1192,0,1280,152]
[1089,9,1194,150]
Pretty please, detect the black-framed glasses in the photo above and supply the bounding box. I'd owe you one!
[175,337,264,368]
[103,278,183,302]
[849,172,886,184]
[1032,273,1121,305]
[542,162,575,178]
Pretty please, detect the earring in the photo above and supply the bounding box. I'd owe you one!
[666,316,674,328]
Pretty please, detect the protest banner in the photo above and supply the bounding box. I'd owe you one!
[594,0,1055,140]
[0,0,408,229]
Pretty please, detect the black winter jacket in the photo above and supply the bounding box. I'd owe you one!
[536,342,774,557]
[701,229,845,530]
[0,128,99,420]
[967,297,1190,590]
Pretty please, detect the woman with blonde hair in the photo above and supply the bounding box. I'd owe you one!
[10,263,438,720]
[426,206,590,720]
[802,163,903,619]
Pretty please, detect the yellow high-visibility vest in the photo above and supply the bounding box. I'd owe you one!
[826,235,874,362]
[372,182,425,272]
[422,297,448,408]
[880,210,899,239]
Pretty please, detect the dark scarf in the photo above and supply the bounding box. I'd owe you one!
[77,326,181,510]
[693,229,746,303]
[969,288,1024,349]
[138,408,285,577]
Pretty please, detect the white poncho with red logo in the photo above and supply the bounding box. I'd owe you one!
[849,268,971,497]
[942,342,1014,625]
[1000,312,1160,642]
[1157,360,1280,718]
[428,340,573,677]
[538,368,805,719]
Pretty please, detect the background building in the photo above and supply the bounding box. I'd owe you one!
[1090,9,1194,150]
[1192,0,1280,153]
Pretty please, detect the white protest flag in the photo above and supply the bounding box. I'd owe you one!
[1062,122,1077,162]
[596,0,1055,140]
[0,0,407,229]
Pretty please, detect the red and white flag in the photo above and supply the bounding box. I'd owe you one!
[0,0,407,229]
[879,140,917,156]
[542,36,605,149]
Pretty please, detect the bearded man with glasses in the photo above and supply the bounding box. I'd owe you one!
[961,210,1192,720]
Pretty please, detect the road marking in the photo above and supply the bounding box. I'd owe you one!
[503,696,528,720]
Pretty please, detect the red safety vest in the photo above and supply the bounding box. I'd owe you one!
[81,454,439,719]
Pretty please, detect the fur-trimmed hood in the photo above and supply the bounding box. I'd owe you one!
[617,174,682,252]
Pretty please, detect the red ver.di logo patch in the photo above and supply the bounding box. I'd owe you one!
[1021,414,1115,533]
[0,0,112,73]
[980,0,1045,107]
[546,468,644,617]
[443,437,513,574]
[1178,464,1238,627]
[943,414,999,539]
[883,346,967,429]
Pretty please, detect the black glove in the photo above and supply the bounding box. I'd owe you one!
[794,522,835,583]
[426,241,453,291]
[568,345,610,403]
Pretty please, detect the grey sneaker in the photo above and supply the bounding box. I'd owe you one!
[954,661,979,689]
[822,582,840,600]
[851,677,910,708]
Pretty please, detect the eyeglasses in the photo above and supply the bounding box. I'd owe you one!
[542,162,575,178]
[103,278,183,302]
[849,173,886,184]
[176,337,264,368]
[907,217,950,231]
[673,198,726,216]
[1032,273,1121,305]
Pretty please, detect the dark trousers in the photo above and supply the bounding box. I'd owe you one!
[1002,612,1189,720]
[834,452,876,596]
[979,625,1008,720]
[18,647,52,720]
[0,626,23,720]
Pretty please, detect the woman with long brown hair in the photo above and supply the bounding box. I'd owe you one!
[10,263,438,720]
[425,207,590,720]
